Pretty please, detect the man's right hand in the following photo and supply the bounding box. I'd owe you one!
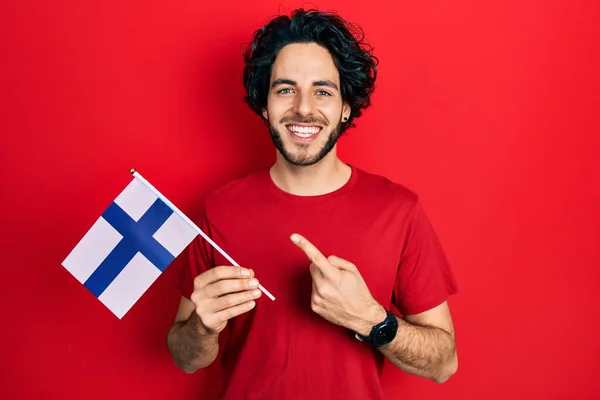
[190,266,262,335]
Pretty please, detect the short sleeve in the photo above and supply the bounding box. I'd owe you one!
[393,200,458,315]
[177,205,215,299]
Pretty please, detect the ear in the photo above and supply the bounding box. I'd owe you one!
[262,108,268,120]
[342,103,351,121]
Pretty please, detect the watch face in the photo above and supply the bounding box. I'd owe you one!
[373,325,398,346]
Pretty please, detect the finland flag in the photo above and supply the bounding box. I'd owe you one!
[62,170,198,318]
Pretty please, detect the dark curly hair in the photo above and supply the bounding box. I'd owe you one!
[243,8,378,133]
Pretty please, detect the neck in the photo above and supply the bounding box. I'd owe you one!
[269,149,352,196]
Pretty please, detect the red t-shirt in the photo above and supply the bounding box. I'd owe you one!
[179,165,458,400]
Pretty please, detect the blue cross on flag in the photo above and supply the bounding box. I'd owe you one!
[62,173,197,318]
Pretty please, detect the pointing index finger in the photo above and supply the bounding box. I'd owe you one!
[290,234,337,277]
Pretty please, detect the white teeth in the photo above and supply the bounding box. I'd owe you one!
[288,125,320,137]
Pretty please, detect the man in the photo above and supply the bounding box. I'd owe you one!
[167,8,458,399]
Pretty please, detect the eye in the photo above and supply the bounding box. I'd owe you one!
[277,88,293,94]
[316,90,331,96]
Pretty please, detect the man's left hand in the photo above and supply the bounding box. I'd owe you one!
[290,233,387,336]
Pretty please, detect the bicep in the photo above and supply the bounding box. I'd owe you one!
[393,201,458,316]
[173,296,196,324]
[404,300,455,338]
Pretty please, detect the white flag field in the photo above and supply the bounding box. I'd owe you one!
[62,169,274,319]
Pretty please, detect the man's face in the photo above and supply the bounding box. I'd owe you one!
[263,42,349,166]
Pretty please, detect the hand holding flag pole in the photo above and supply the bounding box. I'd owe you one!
[130,168,275,301]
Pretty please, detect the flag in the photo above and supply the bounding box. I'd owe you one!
[62,173,198,318]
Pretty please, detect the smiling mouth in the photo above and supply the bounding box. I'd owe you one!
[285,124,322,139]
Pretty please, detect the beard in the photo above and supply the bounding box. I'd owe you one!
[268,121,343,167]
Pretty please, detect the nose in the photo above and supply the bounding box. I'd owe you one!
[292,91,313,117]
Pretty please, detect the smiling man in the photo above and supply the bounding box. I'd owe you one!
[167,8,459,400]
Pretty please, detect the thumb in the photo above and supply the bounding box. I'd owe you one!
[327,255,358,272]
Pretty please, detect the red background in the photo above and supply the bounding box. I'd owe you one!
[1,0,599,399]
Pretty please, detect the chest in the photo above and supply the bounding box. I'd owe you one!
[209,199,406,309]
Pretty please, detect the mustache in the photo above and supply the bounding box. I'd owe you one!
[280,115,328,126]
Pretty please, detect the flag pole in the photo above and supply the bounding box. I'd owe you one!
[129,168,275,301]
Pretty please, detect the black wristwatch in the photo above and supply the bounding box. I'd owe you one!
[354,310,398,347]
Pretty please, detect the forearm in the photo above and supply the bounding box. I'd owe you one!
[379,317,457,383]
[167,312,219,373]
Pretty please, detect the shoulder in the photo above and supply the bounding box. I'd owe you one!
[353,166,419,208]
[203,168,269,212]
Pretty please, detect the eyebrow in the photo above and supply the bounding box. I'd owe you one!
[271,78,339,91]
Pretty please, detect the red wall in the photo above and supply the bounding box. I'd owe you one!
[2,1,599,399]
